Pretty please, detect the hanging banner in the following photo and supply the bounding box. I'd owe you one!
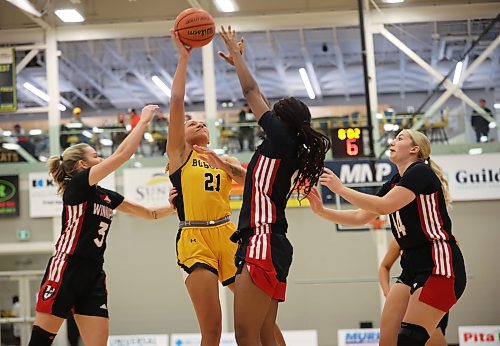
[108,334,168,346]
[459,326,500,345]
[435,153,500,201]
[0,175,19,216]
[0,48,16,112]
[123,168,172,207]
[29,172,116,218]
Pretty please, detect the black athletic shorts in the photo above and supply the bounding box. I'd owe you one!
[36,253,108,319]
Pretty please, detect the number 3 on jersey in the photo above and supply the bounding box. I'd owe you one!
[94,221,109,247]
[391,211,407,238]
[204,172,221,192]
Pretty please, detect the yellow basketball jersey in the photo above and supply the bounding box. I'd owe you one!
[169,151,232,221]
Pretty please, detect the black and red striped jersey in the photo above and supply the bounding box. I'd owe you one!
[54,169,124,263]
[238,111,300,232]
[377,161,456,277]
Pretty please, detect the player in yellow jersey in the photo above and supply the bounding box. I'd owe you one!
[167,30,285,346]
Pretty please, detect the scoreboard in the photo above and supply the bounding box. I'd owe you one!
[330,126,371,159]
[0,48,16,112]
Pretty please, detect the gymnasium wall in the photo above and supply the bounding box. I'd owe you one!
[1,176,499,345]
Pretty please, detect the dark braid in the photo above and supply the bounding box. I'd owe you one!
[290,125,331,199]
[273,97,331,199]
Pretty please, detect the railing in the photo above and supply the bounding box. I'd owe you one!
[0,270,44,346]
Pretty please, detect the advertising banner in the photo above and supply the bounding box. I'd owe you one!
[436,153,500,201]
[123,168,172,207]
[459,325,500,345]
[108,334,168,346]
[0,175,19,216]
[29,172,116,218]
[338,328,380,346]
[170,330,317,346]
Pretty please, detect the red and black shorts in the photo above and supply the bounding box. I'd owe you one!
[235,225,293,302]
[36,253,108,319]
[397,242,466,312]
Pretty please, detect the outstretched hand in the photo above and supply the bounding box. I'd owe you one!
[140,104,159,124]
[218,25,244,66]
[319,167,343,194]
[306,187,325,215]
[171,29,193,58]
[193,145,225,170]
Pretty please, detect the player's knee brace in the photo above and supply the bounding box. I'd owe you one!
[397,322,429,346]
[28,325,57,346]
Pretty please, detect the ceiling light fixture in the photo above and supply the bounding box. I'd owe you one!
[299,68,316,100]
[452,61,463,85]
[5,0,42,17]
[213,0,238,13]
[23,82,67,111]
[55,9,85,23]
[152,75,171,97]
[382,0,404,3]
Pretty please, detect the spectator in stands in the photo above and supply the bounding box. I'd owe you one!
[151,109,168,156]
[112,112,127,151]
[13,124,36,157]
[238,103,255,151]
[11,295,21,345]
[129,108,141,130]
[471,99,492,143]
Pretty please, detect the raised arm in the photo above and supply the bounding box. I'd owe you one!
[116,199,176,220]
[88,105,157,186]
[320,168,415,215]
[219,25,270,120]
[167,30,192,161]
[306,187,378,226]
[378,238,401,297]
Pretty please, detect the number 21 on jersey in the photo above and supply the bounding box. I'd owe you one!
[390,211,407,238]
[204,172,221,192]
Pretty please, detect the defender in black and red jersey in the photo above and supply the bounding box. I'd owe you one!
[307,129,466,346]
[29,105,175,346]
[219,25,331,346]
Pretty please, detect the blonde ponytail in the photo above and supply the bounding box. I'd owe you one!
[428,158,452,209]
[48,143,89,195]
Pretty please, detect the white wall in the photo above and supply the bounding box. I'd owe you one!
[1,179,499,345]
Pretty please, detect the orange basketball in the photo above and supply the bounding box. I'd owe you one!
[174,8,215,48]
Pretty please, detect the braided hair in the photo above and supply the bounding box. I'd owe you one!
[273,97,331,199]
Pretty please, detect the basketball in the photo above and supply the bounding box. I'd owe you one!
[174,8,215,48]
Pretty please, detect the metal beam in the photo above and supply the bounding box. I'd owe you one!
[144,37,191,104]
[399,50,405,98]
[332,27,350,100]
[77,43,144,105]
[42,3,500,42]
[101,41,165,103]
[266,31,292,96]
[379,27,499,128]
[16,49,39,74]
[299,29,323,99]
[14,107,49,114]
[59,56,119,108]
[420,35,500,125]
